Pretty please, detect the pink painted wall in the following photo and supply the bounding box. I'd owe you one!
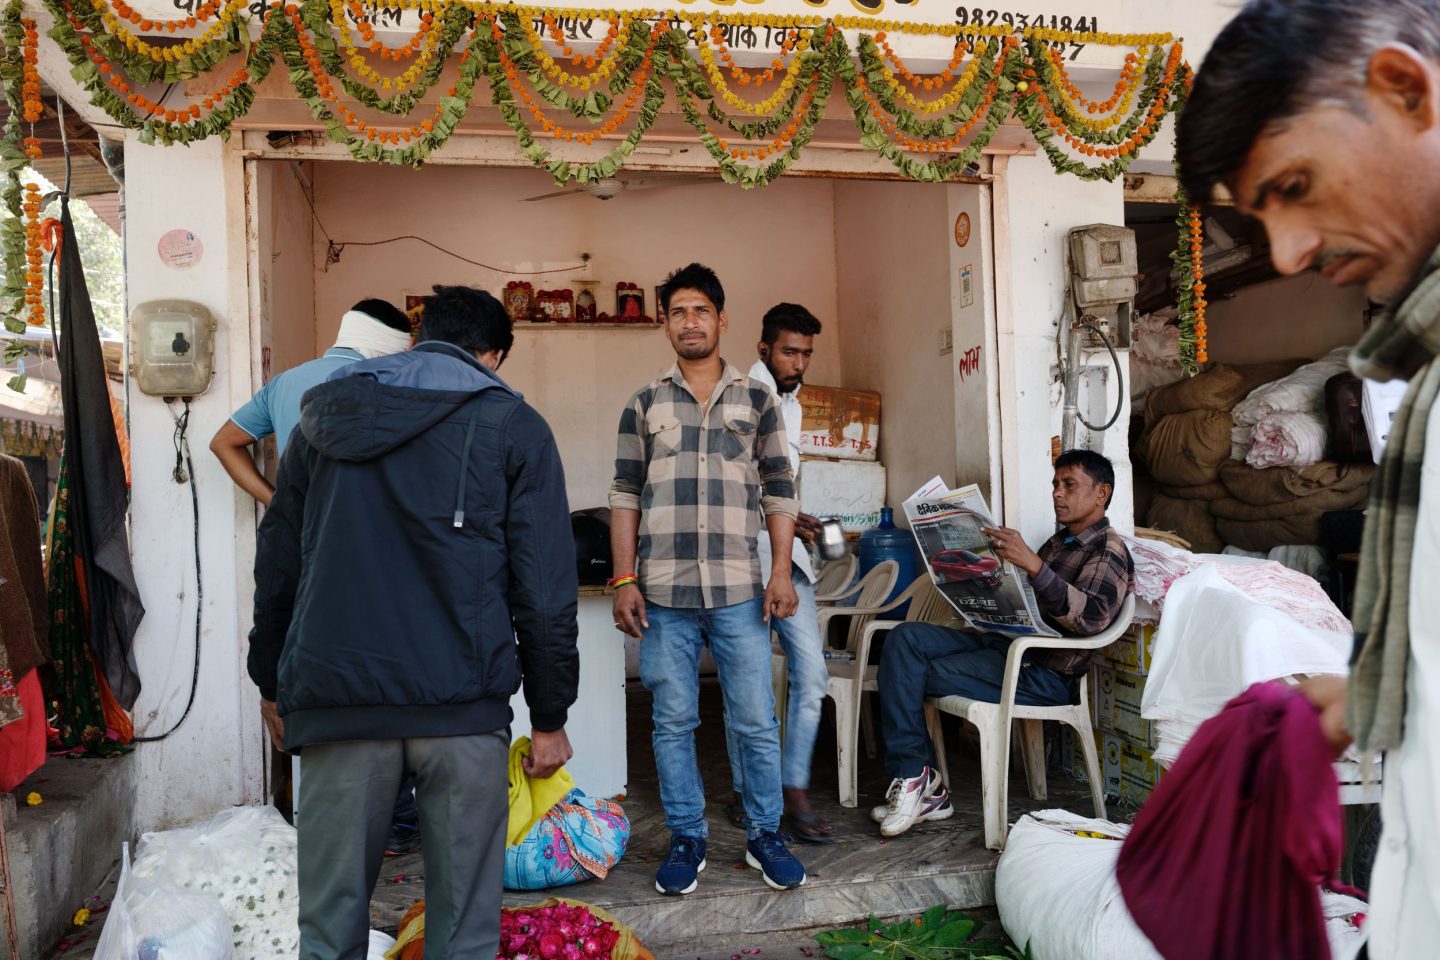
[308,163,843,508]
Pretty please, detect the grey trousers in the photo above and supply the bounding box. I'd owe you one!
[296,730,509,960]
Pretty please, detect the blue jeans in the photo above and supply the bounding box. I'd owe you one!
[640,597,782,840]
[877,621,1075,780]
[727,566,826,792]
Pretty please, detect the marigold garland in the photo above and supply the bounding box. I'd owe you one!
[16,0,1192,187]
[20,17,40,159]
[21,181,42,326]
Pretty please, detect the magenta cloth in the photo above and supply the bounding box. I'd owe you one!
[1116,681,1344,960]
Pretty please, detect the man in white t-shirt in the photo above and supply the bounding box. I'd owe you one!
[725,303,833,843]
[1176,2,1440,953]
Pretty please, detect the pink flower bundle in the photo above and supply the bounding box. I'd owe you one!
[498,902,621,960]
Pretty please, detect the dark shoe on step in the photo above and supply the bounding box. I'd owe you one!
[745,830,807,891]
[655,835,707,895]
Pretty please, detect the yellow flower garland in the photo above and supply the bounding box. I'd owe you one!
[691,16,810,116]
[876,36,985,116]
[1045,44,1150,132]
[515,14,634,91]
[93,0,248,63]
[326,0,448,90]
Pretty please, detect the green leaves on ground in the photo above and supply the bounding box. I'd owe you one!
[814,906,1032,960]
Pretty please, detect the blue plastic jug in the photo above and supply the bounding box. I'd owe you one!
[858,507,918,616]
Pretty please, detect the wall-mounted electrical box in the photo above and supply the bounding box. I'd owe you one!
[128,300,217,398]
[1068,224,1138,349]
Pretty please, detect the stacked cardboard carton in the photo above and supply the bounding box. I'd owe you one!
[796,384,886,531]
[1059,622,1164,806]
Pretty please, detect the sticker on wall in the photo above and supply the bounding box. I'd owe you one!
[954,212,971,248]
[157,229,203,270]
[959,264,974,308]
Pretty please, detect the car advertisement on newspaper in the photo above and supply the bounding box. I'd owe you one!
[903,479,1058,637]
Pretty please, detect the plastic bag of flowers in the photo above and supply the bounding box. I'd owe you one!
[129,805,299,959]
[385,897,656,960]
[94,843,238,960]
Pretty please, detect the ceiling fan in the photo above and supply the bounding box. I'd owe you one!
[521,174,717,202]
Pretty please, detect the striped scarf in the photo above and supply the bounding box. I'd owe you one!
[1347,247,1440,754]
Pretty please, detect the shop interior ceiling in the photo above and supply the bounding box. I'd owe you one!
[1129,202,1276,316]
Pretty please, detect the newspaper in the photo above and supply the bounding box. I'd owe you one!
[903,478,1058,637]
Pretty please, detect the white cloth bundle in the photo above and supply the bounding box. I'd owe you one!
[1245,410,1329,468]
[1233,346,1351,427]
[336,309,411,359]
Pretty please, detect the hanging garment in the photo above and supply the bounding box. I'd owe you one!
[54,197,144,708]
[43,464,128,755]
[0,453,49,678]
[1116,681,1345,960]
[0,671,48,790]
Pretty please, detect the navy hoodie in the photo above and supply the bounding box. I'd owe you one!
[247,341,579,749]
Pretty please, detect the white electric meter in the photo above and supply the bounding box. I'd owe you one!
[1068,224,1138,349]
[128,300,217,398]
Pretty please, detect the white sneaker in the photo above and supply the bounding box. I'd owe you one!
[871,777,953,825]
[879,766,939,837]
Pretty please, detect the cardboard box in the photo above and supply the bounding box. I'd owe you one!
[1101,623,1156,676]
[1094,667,1155,750]
[1058,727,1103,784]
[798,384,880,461]
[1101,732,1163,804]
[800,458,886,532]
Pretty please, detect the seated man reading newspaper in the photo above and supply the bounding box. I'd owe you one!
[874,449,1133,838]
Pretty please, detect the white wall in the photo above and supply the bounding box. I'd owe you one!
[124,135,265,832]
[834,180,961,510]
[310,164,842,509]
[993,153,1131,545]
[255,162,318,379]
[1206,272,1366,365]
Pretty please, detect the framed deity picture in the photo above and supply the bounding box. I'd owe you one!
[616,283,645,323]
[503,281,535,323]
[654,286,667,323]
[536,289,575,322]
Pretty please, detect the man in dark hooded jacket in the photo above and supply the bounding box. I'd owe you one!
[248,285,579,960]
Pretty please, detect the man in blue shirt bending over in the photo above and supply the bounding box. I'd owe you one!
[210,297,419,853]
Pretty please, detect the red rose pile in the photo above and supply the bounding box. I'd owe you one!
[498,902,621,960]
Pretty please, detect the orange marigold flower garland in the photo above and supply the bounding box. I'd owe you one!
[1027,40,1183,160]
[1188,203,1208,364]
[22,181,44,326]
[493,14,657,145]
[290,3,456,145]
[20,17,41,159]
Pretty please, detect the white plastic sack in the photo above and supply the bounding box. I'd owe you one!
[997,812,1369,960]
[1142,565,1350,750]
[130,806,299,960]
[996,811,1160,960]
[367,930,396,960]
[1233,346,1351,427]
[95,843,238,960]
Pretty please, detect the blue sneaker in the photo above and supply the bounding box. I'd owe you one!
[655,835,707,895]
[745,830,807,891]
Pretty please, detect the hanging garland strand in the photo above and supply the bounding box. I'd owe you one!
[1173,194,1208,373]
[1,0,31,344]
[19,1,1189,189]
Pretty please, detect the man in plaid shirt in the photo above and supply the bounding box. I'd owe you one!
[609,263,807,896]
[873,449,1134,838]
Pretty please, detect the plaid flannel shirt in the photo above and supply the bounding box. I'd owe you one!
[609,360,798,609]
[1028,518,1134,676]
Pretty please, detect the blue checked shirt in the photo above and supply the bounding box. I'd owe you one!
[609,360,798,609]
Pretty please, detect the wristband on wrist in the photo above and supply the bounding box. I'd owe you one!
[607,575,638,591]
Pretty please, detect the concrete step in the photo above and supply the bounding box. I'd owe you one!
[4,755,135,960]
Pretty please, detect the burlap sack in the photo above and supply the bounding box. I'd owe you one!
[1144,410,1235,488]
[1147,494,1224,554]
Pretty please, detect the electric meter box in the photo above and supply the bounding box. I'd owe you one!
[128,300,217,398]
[1069,224,1138,349]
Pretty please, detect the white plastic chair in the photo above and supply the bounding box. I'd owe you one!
[822,572,952,807]
[772,560,897,744]
[813,553,858,606]
[924,594,1136,849]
